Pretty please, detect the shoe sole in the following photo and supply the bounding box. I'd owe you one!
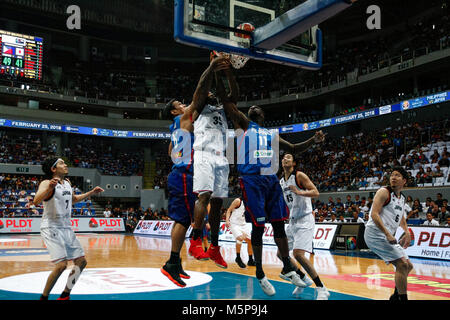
[180,273,191,279]
[188,250,209,261]
[236,263,246,269]
[279,273,307,288]
[160,268,186,287]
[212,260,228,268]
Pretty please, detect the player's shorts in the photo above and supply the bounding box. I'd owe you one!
[239,174,289,227]
[364,226,409,264]
[167,168,196,226]
[193,151,229,198]
[40,227,85,264]
[286,214,315,253]
[229,221,252,240]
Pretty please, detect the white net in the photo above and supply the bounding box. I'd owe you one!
[213,51,250,69]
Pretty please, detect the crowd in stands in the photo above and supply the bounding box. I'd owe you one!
[295,119,450,193]
[0,173,83,218]
[63,136,144,176]
[310,192,450,226]
[0,129,145,177]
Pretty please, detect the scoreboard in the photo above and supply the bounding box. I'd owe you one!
[0,30,43,80]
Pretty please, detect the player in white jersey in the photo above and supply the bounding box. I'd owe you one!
[364,166,413,300]
[279,153,329,300]
[33,157,104,300]
[189,56,238,268]
[225,197,255,268]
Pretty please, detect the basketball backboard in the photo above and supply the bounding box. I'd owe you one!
[174,0,356,69]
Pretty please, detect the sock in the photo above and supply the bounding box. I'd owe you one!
[211,233,219,246]
[312,276,323,287]
[281,257,292,272]
[236,252,241,259]
[40,295,48,301]
[248,255,254,261]
[192,229,202,241]
[60,291,70,299]
[255,261,265,279]
[398,294,408,301]
[296,269,306,279]
[168,251,180,264]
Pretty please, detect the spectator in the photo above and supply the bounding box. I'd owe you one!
[328,213,339,223]
[438,153,449,167]
[444,217,450,227]
[407,199,423,219]
[422,213,439,226]
[427,203,440,219]
[351,210,365,223]
[103,208,112,217]
[126,216,138,233]
[439,206,450,224]
[435,193,444,207]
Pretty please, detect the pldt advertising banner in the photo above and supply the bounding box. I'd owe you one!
[218,222,338,250]
[395,226,450,261]
[133,220,193,237]
[0,217,125,233]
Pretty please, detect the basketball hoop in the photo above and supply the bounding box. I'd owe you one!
[212,50,250,69]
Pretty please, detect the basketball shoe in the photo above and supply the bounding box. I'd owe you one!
[206,244,227,268]
[258,276,276,296]
[188,238,209,260]
[161,262,186,287]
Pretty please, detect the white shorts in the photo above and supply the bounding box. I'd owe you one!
[286,214,315,253]
[41,227,85,264]
[229,222,251,240]
[364,226,408,264]
[193,151,229,198]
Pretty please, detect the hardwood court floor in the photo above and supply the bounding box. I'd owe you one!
[0,233,448,300]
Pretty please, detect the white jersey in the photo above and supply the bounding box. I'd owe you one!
[280,172,312,219]
[366,187,406,236]
[193,104,228,153]
[41,180,73,229]
[230,199,246,225]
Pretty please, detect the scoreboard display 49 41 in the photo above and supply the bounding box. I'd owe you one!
[0,29,43,80]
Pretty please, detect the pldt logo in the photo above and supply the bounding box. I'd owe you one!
[0,220,3,229]
[153,222,171,231]
[89,218,99,228]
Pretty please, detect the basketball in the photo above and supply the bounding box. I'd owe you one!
[235,23,255,39]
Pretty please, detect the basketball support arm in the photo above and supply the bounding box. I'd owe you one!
[252,0,356,50]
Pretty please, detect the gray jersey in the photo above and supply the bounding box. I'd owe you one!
[280,172,312,219]
[366,187,406,236]
[193,104,228,153]
[230,199,246,225]
[41,180,73,229]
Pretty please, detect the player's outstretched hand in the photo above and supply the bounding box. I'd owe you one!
[314,130,326,143]
[210,55,231,71]
[91,186,105,194]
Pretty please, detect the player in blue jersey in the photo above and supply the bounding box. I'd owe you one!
[159,56,231,287]
[215,69,326,295]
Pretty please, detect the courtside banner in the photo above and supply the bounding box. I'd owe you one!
[313,224,338,249]
[134,220,174,236]
[219,222,338,249]
[395,226,450,260]
[0,217,125,233]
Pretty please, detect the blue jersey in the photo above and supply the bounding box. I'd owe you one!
[236,121,278,175]
[170,115,194,173]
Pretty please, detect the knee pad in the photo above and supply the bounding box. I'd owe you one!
[272,221,286,239]
[251,225,264,247]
